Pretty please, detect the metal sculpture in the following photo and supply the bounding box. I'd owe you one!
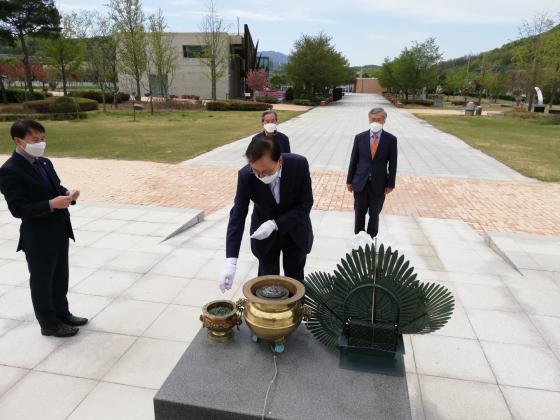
[304,243,455,365]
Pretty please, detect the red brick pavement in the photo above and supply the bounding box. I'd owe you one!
[27,156,560,236]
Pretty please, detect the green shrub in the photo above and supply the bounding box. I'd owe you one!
[498,94,516,101]
[22,97,98,114]
[310,96,326,105]
[23,99,51,113]
[68,90,130,104]
[0,112,87,122]
[205,100,272,111]
[292,99,311,106]
[51,112,88,120]
[400,99,433,106]
[5,89,46,103]
[333,88,343,101]
[284,87,294,102]
[0,104,25,114]
[72,97,99,111]
[255,96,279,104]
[49,96,80,114]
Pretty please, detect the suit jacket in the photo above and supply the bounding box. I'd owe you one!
[252,131,291,153]
[0,151,74,253]
[346,129,398,194]
[226,153,313,259]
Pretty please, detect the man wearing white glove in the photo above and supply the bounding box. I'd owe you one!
[218,136,313,293]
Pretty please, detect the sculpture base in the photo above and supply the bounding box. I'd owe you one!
[534,105,545,113]
[154,325,411,420]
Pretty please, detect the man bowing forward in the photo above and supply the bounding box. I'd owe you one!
[219,136,313,292]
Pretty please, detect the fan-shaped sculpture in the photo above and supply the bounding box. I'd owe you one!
[304,243,454,361]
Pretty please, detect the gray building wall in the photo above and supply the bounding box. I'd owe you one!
[118,32,243,100]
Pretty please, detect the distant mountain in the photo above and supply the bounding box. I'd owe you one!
[259,50,289,66]
[351,64,380,73]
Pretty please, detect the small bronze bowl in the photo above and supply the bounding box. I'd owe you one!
[200,300,241,341]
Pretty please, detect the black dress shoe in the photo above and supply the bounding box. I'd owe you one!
[41,324,79,337]
[61,314,89,327]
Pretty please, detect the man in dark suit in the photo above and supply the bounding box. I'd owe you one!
[219,136,313,292]
[251,110,291,153]
[346,107,398,238]
[0,119,87,337]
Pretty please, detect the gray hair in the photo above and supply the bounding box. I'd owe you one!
[368,107,387,119]
[261,110,278,122]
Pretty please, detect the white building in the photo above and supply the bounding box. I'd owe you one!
[119,25,264,100]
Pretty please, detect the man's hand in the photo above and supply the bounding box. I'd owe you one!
[250,220,278,240]
[218,258,238,293]
[384,187,394,195]
[50,195,73,209]
[346,184,353,192]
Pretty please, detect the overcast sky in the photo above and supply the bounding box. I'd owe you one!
[57,0,560,66]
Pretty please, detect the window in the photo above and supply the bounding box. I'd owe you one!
[183,45,204,58]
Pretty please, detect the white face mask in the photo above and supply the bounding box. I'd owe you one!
[256,167,280,185]
[24,142,46,158]
[263,123,277,133]
[370,122,383,133]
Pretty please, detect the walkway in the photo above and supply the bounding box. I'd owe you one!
[185,93,527,181]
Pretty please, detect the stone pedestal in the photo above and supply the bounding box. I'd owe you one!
[154,325,411,420]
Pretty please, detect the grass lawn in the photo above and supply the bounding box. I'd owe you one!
[419,114,560,182]
[0,109,304,162]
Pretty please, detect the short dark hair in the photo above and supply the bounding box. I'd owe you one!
[10,119,45,140]
[245,135,281,163]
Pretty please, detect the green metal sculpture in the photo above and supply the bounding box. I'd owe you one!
[304,243,455,358]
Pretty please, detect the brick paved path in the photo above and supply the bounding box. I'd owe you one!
[2,156,553,236]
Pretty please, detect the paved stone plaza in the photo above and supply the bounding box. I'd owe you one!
[0,93,559,419]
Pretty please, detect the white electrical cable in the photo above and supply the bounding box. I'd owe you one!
[261,346,279,420]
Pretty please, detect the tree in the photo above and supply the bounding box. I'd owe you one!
[246,69,268,100]
[285,32,355,99]
[89,13,120,110]
[198,0,229,100]
[378,38,442,100]
[269,72,287,89]
[514,12,555,110]
[481,71,506,102]
[541,26,560,107]
[0,0,60,95]
[39,12,88,96]
[109,0,147,100]
[441,66,470,95]
[147,8,176,100]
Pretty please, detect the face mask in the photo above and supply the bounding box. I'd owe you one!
[256,167,280,185]
[263,123,277,133]
[370,122,383,133]
[24,142,46,158]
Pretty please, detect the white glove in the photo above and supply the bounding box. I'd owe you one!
[347,231,374,252]
[219,258,238,293]
[250,220,278,240]
[66,189,80,201]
